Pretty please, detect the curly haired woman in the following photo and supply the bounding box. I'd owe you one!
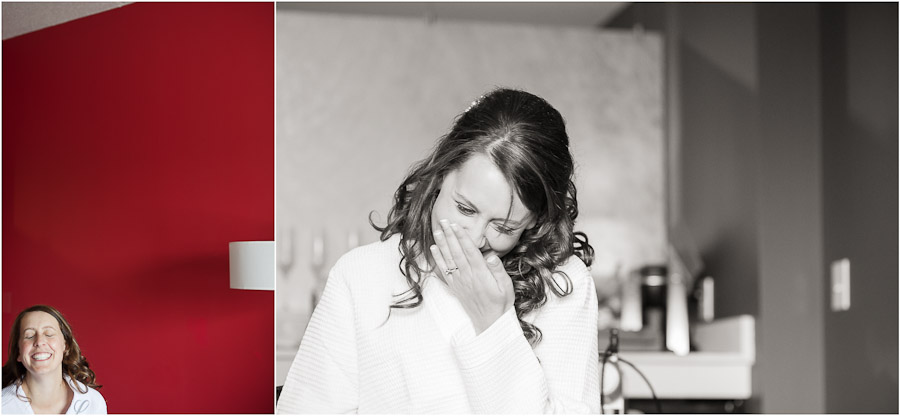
[278,88,600,413]
[2,305,106,414]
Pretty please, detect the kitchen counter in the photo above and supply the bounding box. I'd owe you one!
[617,315,755,399]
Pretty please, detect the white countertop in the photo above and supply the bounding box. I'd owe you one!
[616,315,755,399]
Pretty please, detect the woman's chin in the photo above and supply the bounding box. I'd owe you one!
[26,363,62,377]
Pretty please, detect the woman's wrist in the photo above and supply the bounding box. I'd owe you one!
[466,304,512,335]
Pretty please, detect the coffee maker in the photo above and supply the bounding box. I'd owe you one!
[615,243,702,355]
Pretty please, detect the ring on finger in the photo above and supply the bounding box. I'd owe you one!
[444,266,459,275]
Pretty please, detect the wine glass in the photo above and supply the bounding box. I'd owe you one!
[310,231,327,307]
[277,226,295,284]
[276,226,302,348]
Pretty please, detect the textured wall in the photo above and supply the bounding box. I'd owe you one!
[275,10,664,377]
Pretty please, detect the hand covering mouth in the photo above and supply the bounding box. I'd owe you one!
[481,249,500,259]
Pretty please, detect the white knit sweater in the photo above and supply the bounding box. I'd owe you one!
[277,234,600,414]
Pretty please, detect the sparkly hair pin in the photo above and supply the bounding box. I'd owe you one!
[465,94,486,113]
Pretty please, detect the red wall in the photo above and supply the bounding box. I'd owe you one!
[2,3,274,413]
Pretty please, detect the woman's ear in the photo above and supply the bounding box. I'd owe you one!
[524,216,538,230]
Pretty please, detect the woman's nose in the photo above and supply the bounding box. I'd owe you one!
[461,222,488,250]
[473,234,487,250]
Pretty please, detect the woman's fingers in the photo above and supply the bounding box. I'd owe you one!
[435,219,514,333]
[438,220,471,277]
[448,223,513,303]
[432,221,461,284]
[449,222,488,271]
[429,244,447,273]
[435,219,510,297]
[432,222,453,266]
[430,244,451,281]
[484,254,512,293]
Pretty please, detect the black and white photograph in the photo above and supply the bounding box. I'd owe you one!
[273,2,897,414]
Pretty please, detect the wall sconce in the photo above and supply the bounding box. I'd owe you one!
[229,241,275,290]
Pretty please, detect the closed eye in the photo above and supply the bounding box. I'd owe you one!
[455,202,476,216]
[494,223,515,235]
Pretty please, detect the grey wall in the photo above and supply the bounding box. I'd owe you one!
[820,3,899,413]
[610,2,897,413]
[614,4,764,321]
[676,3,761,322]
[675,4,827,412]
[756,4,826,412]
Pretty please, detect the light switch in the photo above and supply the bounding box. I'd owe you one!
[830,258,851,312]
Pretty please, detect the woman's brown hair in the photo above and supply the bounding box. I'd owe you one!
[2,305,100,394]
[372,88,594,345]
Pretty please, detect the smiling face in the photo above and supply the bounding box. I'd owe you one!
[17,311,67,378]
[430,153,535,259]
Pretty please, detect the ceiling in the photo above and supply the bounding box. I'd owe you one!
[277,2,629,28]
[2,2,129,40]
[2,2,630,41]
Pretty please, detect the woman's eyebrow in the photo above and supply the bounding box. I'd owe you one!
[453,191,480,211]
[453,191,524,226]
[23,325,57,331]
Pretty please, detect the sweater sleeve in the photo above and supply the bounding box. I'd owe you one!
[451,256,600,414]
[276,265,359,414]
